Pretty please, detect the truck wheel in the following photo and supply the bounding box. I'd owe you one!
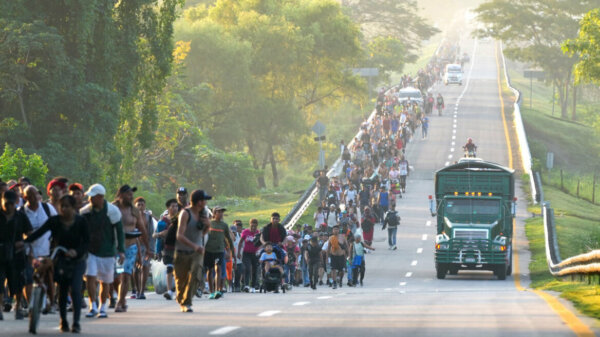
[496,264,507,280]
[449,266,459,275]
[436,263,447,279]
[506,249,513,276]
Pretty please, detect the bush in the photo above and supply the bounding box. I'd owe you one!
[0,143,48,187]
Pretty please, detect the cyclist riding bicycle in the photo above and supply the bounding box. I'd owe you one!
[463,138,477,157]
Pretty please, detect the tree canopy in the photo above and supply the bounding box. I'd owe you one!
[563,8,600,85]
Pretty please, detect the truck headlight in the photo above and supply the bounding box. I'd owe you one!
[493,245,506,252]
[435,233,450,250]
[436,243,449,250]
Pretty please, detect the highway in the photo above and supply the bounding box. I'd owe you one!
[2,37,599,337]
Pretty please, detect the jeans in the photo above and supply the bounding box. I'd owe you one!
[242,252,259,289]
[283,265,296,284]
[301,260,310,286]
[173,251,204,306]
[58,260,86,325]
[233,263,244,289]
[308,263,320,287]
[387,227,397,247]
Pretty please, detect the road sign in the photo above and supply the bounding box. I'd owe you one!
[312,121,326,137]
[523,70,545,79]
[547,152,554,170]
[352,68,379,77]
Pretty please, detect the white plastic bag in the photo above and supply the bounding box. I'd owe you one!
[150,260,168,294]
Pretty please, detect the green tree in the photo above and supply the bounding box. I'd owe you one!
[563,8,600,85]
[0,143,48,188]
[475,0,600,120]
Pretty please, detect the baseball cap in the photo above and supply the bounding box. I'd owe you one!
[8,181,20,191]
[177,187,187,194]
[212,206,227,213]
[303,234,311,241]
[47,179,66,195]
[118,184,137,195]
[190,189,212,204]
[18,177,31,185]
[85,184,106,198]
[230,225,237,232]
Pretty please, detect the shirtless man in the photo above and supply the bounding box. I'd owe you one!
[112,185,149,312]
[327,225,349,289]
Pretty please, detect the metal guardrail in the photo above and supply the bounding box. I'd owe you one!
[499,42,538,203]
[500,42,599,280]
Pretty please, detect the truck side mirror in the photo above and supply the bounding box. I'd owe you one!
[429,195,437,216]
[511,198,517,217]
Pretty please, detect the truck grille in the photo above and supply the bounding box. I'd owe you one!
[453,229,488,240]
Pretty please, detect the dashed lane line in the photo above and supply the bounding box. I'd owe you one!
[257,310,281,317]
[209,326,241,335]
[411,260,418,266]
[422,234,428,240]
[400,282,407,286]
[317,296,332,300]
[293,302,310,306]
[405,272,413,278]
[417,248,423,254]
[425,220,431,227]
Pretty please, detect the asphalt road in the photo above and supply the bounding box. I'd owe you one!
[2,37,598,337]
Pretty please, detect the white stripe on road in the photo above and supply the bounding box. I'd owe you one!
[417,248,423,254]
[451,141,455,146]
[258,310,280,317]
[426,220,431,227]
[411,260,418,266]
[405,272,413,278]
[448,154,452,159]
[452,129,456,134]
[210,326,240,335]
[444,161,449,166]
[400,282,407,286]
[450,148,454,152]
[293,302,310,306]
[452,135,456,140]
[317,296,332,300]
[422,234,428,240]
[384,288,392,291]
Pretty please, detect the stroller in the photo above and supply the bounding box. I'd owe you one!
[258,244,287,294]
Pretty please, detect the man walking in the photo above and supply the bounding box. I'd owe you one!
[81,184,125,319]
[204,206,234,299]
[174,190,211,313]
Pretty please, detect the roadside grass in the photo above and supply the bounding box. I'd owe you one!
[505,59,600,319]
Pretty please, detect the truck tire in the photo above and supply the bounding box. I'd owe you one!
[495,264,507,280]
[436,263,447,279]
[449,266,459,275]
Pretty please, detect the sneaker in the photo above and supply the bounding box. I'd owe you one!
[214,291,223,299]
[393,245,397,250]
[3,302,11,312]
[108,297,116,309]
[85,309,98,318]
[180,305,193,313]
[332,282,337,289]
[71,323,81,333]
[114,305,126,313]
[318,280,324,286]
[97,311,108,318]
[0,311,3,320]
[137,293,146,300]
[208,292,216,300]
[304,284,310,288]
[163,292,172,300]
[60,322,70,332]
[360,281,363,287]
[130,291,137,299]
[15,310,24,320]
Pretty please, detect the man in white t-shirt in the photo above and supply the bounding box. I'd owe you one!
[21,185,58,311]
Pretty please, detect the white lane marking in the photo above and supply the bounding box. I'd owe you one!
[452,129,456,134]
[210,326,241,335]
[317,296,332,300]
[450,148,454,152]
[405,272,413,278]
[452,135,456,140]
[448,154,453,159]
[417,248,423,254]
[293,302,310,306]
[411,260,418,266]
[426,220,431,227]
[422,234,428,240]
[258,310,281,317]
[453,123,457,128]
[400,282,407,286]
[384,288,392,291]
[451,141,455,146]
[444,161,449,166]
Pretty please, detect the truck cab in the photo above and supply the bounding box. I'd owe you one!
[430,159,516,280]
[444,63,463,85]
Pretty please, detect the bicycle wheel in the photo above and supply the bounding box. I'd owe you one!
[29,286,44,334]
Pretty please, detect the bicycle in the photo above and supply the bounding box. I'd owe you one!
[29,246,67,334]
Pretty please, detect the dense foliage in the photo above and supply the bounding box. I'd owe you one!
[0,144,48,188]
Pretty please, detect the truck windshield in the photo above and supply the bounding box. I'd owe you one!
[445,199,500,217]
[448,66,461,73]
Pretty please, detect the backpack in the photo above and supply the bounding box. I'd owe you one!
[385,211,400,228]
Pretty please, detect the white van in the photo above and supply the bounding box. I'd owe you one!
[444,64,463,85]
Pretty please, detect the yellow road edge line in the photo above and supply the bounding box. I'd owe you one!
[495,41,595,337]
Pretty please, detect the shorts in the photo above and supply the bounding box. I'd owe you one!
[86,254,115,283]
[120,244,138,275]
[0,262,20,295]
[330,255,346,271]
[204,251,224,270]
[24,262,34,285]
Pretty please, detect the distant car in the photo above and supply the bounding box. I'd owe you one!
[396,87,424,107]
[444,64,463,85]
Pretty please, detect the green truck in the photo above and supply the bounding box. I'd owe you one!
[429,158,516,280]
